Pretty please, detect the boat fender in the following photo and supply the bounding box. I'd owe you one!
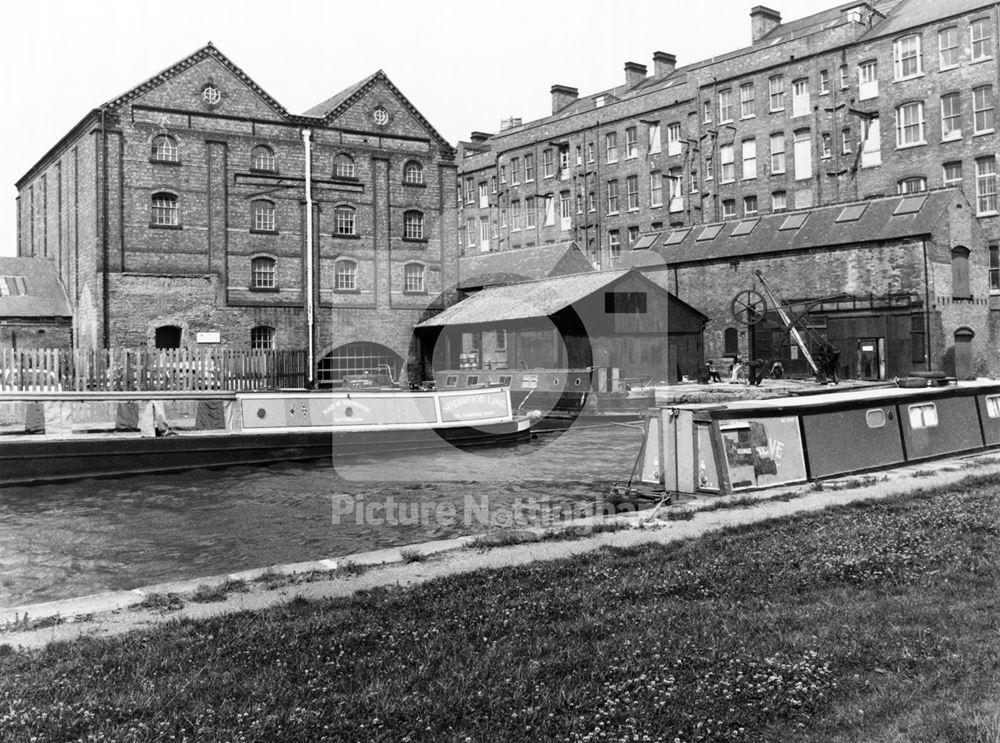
[527,410,543,421]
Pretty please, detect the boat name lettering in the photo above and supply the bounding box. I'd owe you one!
[441,394,505,414]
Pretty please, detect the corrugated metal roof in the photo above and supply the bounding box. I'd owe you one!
[648,189,959,265]
[417,269,632,327]
[0,257,72,318]
[458,242,594,289]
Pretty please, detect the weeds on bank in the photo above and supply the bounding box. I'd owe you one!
[189,579,249,604]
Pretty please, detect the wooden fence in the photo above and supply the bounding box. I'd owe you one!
[0,348,307,391]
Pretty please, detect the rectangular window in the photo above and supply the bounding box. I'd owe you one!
[588,192,596,212]
[605,132,618,163]
[770,132,786,173]
[510,200,522,231]
[908,402,938,429]
[525,196,536,228]
[650,171,663,207]
[989,244,999,292]
[524,154,535,182]
[703,99,712,123]
[769,75,785,111]
[740,82,755,118]
[560,191,572,229]
[792,78,810,117]
[253,202,276,232]
[334,207,355,236]
[625,127,638,158]
[939,26,959,68]
[894,34,923,79]
[861,116,881,167]
[987,394,1000,417]
[720,143,735,182]
[604,292,647,314]
[941,93,962,139]
[499,166,506,185]
[841,128,852,154]
[464,177,474,204]
[793,130,812,180]
[821,132,832,158]
[559,147,570,177]
[859,60,878,100]
[404,264,425,293]
[976,156,997,214]
[495,329,507,351]
[478,182,488,208]
[839,64,849,89]
[465,217,476,247]
[722,199,736,219]
[819,69,830,94]
[743,195,758,217]
[576,192,583,214]
[544,195,555,226]
[587,142,595,163]
[896,101,925,146]
[973,85,995,133]
[608,230,621,264]
[479,217,489,242]
[943,161,962,188]
[667,122,682,156]
[668,167,683,212]
[511,158,520,185]
[648,122,661,154]
[742,138,757,179]
[542,149,554,178]
[607,180,619,213]
[772,191,787,211]
[575,145,582,165]
[626,175,639,211]
[971,18,992,61]
[718,89,734,122]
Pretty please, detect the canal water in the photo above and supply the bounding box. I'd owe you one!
[0,423,644,607]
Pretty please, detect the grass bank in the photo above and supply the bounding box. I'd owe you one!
[2,474,999,742]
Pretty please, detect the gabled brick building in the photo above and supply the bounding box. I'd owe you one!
[15,44,458,385]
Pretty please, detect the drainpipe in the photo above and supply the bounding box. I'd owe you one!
[100,107,110,350]
[302,128,315,387]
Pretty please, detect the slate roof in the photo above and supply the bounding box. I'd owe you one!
[646,189,960,265]
[458,242,594,290]
[302,72,379,118]
[0,257,72,318]
[871,0,992,38]
[417,269,632,327]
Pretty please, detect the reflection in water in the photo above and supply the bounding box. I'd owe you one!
[0,424,643,606]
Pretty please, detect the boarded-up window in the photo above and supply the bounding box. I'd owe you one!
[951,246,971,298]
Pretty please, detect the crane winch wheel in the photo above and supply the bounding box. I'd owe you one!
[730,290,767,326]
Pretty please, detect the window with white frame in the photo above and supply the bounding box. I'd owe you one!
[626,175,639,211]
[628,226,639,245]
[500,206,507,228]
[973,85,995,133]
[770,132,786,173]
[608,230,620,264]
[587,143,595,163]
[511,158,520,185]
[742,139,757,179]
[465,217,476,246]
[971,18,992,61]
[908,402,938,429]
[650,171,663,207]
[479,217,489,244]
[576,192,583,214]
[250,326,274,350]
[648,122,661,154]
[895,101,925,146]
[772,191,787,211]
[542,149,554,178]
[403,210,424,240]
[943,161,963,188]
[740,83,755,118]
[334,260,357,291]
[703,99,712,123]
[858,60,878,100]
[560,190,572,219]
[841,128,852,154]
[743,195,759,217]
[251,256,276,289]
[625,127,638,158]
[404,263,425,293]
[667,122,682,156]
[718,89,734,122]
[151,135,179,162]
[559,146,570,176]
[720,143,735,182]
[525,196,536,228]
[489,175,496,194]
[499,165,507,185]
[491,219,498,239]
[607,179,619,213]
[819,69,830,94]
[464,177,474,203]
[976,156,997,214]
[524,154,535,182]
[792,78,810,117]
[939,26,959,68]
[544,195,555,226]
[252,200,276,232]
[722,199,736,219]
[404,161,424,184]
[769,75,785,111]
[151,192,179,226]
[334,153,356,178]
[668,167,683,211]
[941,93,962,139]
[897,177,927,194]
[989,245,1000,292]
[839,64,849,89]
[478,182,488,208]
[793,130,812,180]
[575,145,582,165]
[821,133,832,158]
[605,132,618,163]
[333,205,358,235]
[893,34,923,79]
[588,192,596,213]
[510,200,522,231]
[861,116,882,167]
[252,145,276,172]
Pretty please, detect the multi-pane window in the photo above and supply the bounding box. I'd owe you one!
[973,85,995,133]
[251,256,276,289]
[542,149,554,178]
[861,116,882,167]
[667,122,682,156]
[250,326,275,350]
[544,196,556,226]
[587,143,595,163]
[334,154,356,178]
[743,195,759,216]
[625,127,638,158]
[858,60,878,99]
[839,64,849,89]
[151,135,179,162]
[941,93,962,139]
[895,102,925,146]
[511,158,520,185]
[722,199,736,219]
[842,129,852,154]
[465,217,476,247]
[151,192,178,226]
[252,200,276,232]
[718,89,734,122]
[897,177,927,194]
[989,244,1000,292]
[559,147,570,176]
[524,154,535,181]
[893,34,923,79]
[560,191,572,219]
[703,100,712,123]
[976,156,998,214]
[404,161,424,184]
[792,78,810,117]
[770,133,786,173]
[720,143,735,182]
[499,166,506,185]
[510,200,522,231]
[607,180,620,213]
[939,26,959,68]
[819,69,830,94]
[479,216,489,245]
[252,145,276,172]
[464,177,475,203]
[668,167,683,209]
[605,132,618,163]
[971,18,992,61]
[821,133,832,158]
[587,192,596,213]
[943,161,963,188]
[740,83,755,118]
[525,196,536,228]
[650,171,663,206]
[648,123,661,154]
[772,191,787,211]
[404,263,425,293]
[608,230,621,264]
[403,210,424,240]
[576,192,583,214]
[742,139,757,179]
[334,260,357,291]
[626,175,639,211]
[793,130,812,180]
[334,205,356,235]
[769,75,785,111]
[478,182,488,208]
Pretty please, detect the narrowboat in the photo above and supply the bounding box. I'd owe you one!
[635,379,1000,496]
[0,387,533,486]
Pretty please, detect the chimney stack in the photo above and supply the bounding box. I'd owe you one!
[652,51,676,77]
[550,84,579,114]
[624,62,647,88]
[750,5,782,42]
[469,131,490,144]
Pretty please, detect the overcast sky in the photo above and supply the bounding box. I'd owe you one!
[1,0,838,257]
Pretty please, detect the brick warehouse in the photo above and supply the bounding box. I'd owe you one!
[15,44,458,385]
[455,0,1000,378]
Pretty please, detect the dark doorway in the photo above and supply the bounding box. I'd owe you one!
[155,325,182,349]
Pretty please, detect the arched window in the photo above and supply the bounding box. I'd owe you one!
[897,176,927,194]
[151,135,179,162]
[317,342,403,387]
[334,154,356,178]
[724,327,739,356]
[404,263,425,293]
[155,325,182,349]
[251,145,276,172]
[403,161,424,184]
[951,246,971,299]
[953,327,974,380]
[334,205,356,236]
[251,256,276,290]
[251,325,275,350]
[334,259,357,291]
[252,200,276,232]
[403,210,424,240]
[151,192,179,226]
